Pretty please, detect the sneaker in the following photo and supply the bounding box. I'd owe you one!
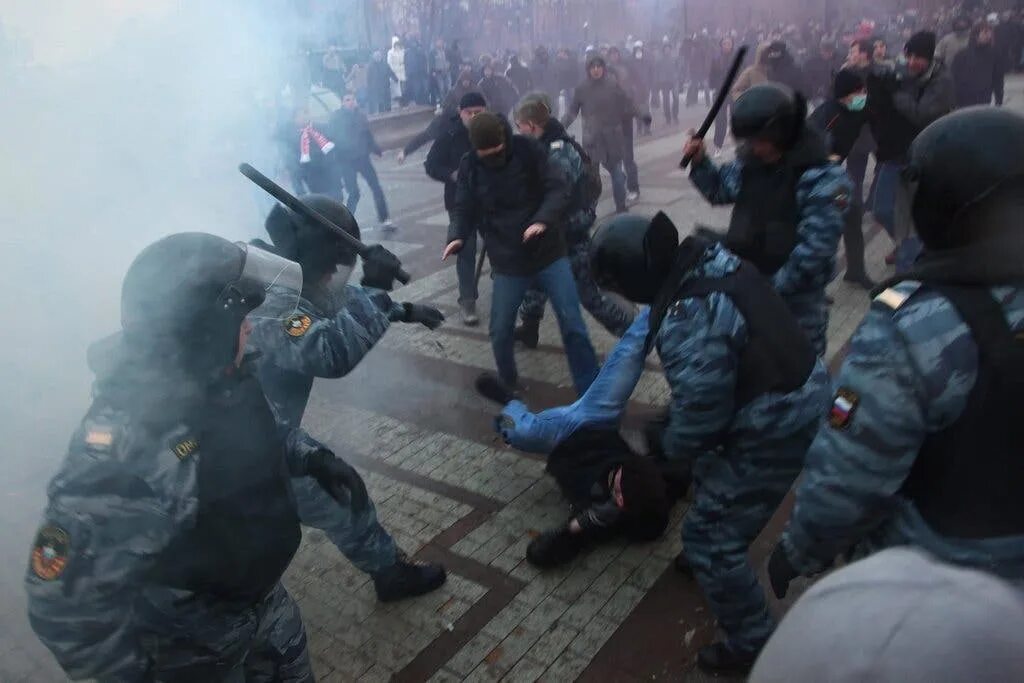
[460,300,479,326]
[372,552,447,603]
[381,220,397,233]
[513,318,540,349]
[696,641,760,676]
[474,372,518,405]
[626,191,640,203]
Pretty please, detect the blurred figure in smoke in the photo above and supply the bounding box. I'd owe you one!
[277,105,344,200]
[654,42,681,126]
[330,92,395,232]
[387,36,406,106]
[250,196,448,603]
[951,21,1006,108]
[804,38,843,102]
[26,234,333,681]
[478,61,519,117]
[505,53,533,98]
[708,36,738,153]
[367,49,398,114]
[429,38,450,106]
[935,14,972,66]
[630,41,654,136]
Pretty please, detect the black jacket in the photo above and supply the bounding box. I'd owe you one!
[808,99,867,161]
[328,107,382,161]
[424,113,472,210]
[448,122,569,276]
[952,42,1005,107]
[867,61,955,163]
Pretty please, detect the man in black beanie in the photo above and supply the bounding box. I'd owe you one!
[425,90,489,325]
[443,111,600,399]
[866,30,954,273]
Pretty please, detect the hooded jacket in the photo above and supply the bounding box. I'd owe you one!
[867,60,955,163]
[951,30,1006,107]
[562,62,638,166]
[424,113,473,210]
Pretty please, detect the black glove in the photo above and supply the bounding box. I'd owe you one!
[767,543,799,599]
[643,410,670,459]
[526,527,586,569]
[361,245,404,291]
[306,449,369,513]
[401,303,445,330]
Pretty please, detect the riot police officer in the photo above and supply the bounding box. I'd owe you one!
[588,212,832,674]
[26,233,360,681]
[249,195,447,602]
[768,107,1024,597]
[684,83,851,357]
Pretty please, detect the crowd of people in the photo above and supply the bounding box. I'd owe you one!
[21,2,1024,682]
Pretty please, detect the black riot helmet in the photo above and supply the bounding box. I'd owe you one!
[730,83,807,150]
[121,232,302,376]
[589,212,680,304]
[901,107,1024,251]
[264,194,361,284]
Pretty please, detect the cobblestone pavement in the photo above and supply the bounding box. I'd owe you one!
[6,80,1023,682]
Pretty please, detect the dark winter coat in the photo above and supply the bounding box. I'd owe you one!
[448,122,569,276]
[478,74,519,116]
[424,113,472,211]
[367,60,397,101]
[506,59,533,95]
[808,99,868,161]
[328,107,382,161]
[951,41,1005,107]
[554,55,582,92]
[867,61,955,163]
[562,72,638,167]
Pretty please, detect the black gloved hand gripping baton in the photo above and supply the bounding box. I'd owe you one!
[239,163,411,284]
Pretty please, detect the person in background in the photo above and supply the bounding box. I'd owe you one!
[808,70,875,290]
[506,53,533,97]
[322,45,346,96]
[387,36,406,106]
[708,37,739,154]
[478,62,519,117]
[606,46,642,204]
[951,21,1006,108]
[654,42,681,126]
[873,36,894,67]
[278,105,343,201]
[347,60,369,109]
[330,93,395,233]
[367,50,398,114]
[935,14,972,66]
[404,36,429,106]
[630,41,654,136]
[804,38,843,102]
[429,38,450,106]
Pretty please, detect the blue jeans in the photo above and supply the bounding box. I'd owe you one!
[605,160,628,212]
[870,161,902,238]
[455,229,479,304]
[490,257,599,394]
[499,308,650,453]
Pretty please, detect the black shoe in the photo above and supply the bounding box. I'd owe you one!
[513,319,540,349]
[696,641,760,676]
[843,273,877,290]
[526,529,586,569]
[475,373,518,405]
[372,552,447,603]
[825,294,835,306]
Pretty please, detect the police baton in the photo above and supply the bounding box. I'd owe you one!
[239,163,411,285]
[679,45,748,169]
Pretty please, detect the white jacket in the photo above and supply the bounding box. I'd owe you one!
[388,46,406,82]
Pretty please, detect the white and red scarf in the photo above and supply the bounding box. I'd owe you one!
[299,124,335,163]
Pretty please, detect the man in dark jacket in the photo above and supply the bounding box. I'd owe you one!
[506,54,533,96]
[654,43,681,125]
[442,112,599,397]
[554,48,581,112]
[530,46,556,102]
[952,21,1006,107]
[564,55,642,213]
[330,93,394,232]
[808,70,875,290]
[630,41,654,136]
[367,50,398,114]
[804,39,844,101]
[866,31,955,272]
[425,92,488,325]
[479,62,519,116]
[606,47,643,202]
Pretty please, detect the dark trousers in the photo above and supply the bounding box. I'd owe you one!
[340,157,390,223]
[656,83,679,123]
[712,96,732,148]
[843,150,870,281]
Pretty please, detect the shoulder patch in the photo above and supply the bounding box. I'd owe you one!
[833,190,849,210]
[828,388,859,430]
[284,314,312,337]
[874,287,910,311]
[31,525,70,581]
[85,429,113,448]
[550,140,564,150]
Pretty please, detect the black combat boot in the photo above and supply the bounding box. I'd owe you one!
[474,373,519,406]
[526,528,586,569]
[513,318,540,349]
[696,641,760,676]
[372,552,447,603]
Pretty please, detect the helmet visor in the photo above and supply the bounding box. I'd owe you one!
[235,243,303,321]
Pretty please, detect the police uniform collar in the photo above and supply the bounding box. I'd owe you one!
[873,233,1024,294]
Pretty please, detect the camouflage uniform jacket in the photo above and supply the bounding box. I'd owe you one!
[689,155,850,299]
[781,282,1024,580]
[539,119,596,242]
[656,243,831,461]
[25,357,327,682]
[249,284,404,428]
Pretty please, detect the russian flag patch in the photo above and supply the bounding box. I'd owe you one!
[828,388,859,430]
